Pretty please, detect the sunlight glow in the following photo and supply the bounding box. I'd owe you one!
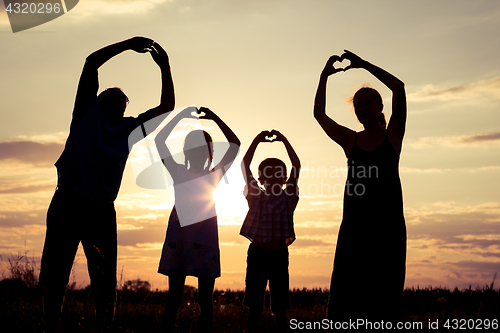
[214,183,248,224]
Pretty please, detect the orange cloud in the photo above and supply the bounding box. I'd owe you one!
[0,141,63,167]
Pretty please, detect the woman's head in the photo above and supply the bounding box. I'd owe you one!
[183,130,213,170]
[98,87,129,118]
[351,86,386,129]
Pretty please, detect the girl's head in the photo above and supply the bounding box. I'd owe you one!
[351,86,386,129]
[98,87,129,118]
[183,130,213,171]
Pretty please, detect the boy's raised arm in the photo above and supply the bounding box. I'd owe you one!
[241,131,268,196]
[270,130,301,184]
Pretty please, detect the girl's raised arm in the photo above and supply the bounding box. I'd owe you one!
[342,50,407,154]
[155,107,197,178]
[314,55,356,156]
[198,107,241,180]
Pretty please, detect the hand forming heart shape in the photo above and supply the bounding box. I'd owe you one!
[191,111,206,118]
[323,54,352,76]
[265,134,278,142]
[333,58,351,71]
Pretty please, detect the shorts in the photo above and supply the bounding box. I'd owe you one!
[243,243,291,313]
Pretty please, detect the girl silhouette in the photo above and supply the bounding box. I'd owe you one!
[155,106,240,333]
[314,50,407,323]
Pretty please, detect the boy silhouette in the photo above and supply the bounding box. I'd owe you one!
[240,130,301,333]
[38,37,175,331]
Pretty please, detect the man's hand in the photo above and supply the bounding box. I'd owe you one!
[150,42,170,68]
[128,36,154,53]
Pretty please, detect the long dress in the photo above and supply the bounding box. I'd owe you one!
[327,131,407,322]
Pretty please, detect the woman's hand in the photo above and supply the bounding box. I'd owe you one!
[341,50,367,71]
[322,55,344,77]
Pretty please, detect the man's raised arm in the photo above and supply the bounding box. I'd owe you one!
[148,42,175,118]
[74,37,154,110]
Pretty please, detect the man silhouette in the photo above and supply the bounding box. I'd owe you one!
[38,37,174,331]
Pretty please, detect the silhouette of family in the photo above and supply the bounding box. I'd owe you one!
[39,37,407,332]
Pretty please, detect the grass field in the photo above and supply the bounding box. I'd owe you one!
[1,253,499,332]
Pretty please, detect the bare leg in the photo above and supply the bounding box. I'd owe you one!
[161,275,186,333]
[198,277,215,333]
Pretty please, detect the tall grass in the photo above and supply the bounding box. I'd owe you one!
[1,252,499,332]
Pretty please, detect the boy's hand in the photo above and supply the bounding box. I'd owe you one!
[270,129,286,142]
[255,130,272,143]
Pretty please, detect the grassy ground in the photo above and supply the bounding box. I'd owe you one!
[1,253,499,332]
[1,281,499,332]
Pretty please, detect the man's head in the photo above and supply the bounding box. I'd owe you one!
[258,158,287,194]
[98,87,129,118]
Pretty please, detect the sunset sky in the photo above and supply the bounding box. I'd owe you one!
[1,0,499,291]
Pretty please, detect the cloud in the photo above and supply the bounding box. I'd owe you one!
[0,141,63,166]
[409,76,500,101]
[0,211,46,228]
[0,184,55,194]
[67,0,174,20]
[407,133,500,148]
[459,132,500,143]
[406,203,500,259]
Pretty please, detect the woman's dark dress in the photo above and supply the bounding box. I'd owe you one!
[327,132,407,322]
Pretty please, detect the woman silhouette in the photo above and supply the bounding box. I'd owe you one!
[155,106,240,333]
[314,50,407,323]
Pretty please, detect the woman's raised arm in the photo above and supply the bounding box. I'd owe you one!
[314,55,356,156]
[342,50,407,154]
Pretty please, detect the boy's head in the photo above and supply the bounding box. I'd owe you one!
[258,158,287,193]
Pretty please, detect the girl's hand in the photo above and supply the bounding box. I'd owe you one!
[341,50,366,71]
[197,107,216,120]
[322,55,344,77]
[178,106,199,119]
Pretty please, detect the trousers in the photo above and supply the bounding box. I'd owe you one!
[39,183,117,319]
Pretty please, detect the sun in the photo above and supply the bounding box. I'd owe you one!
[214,181,248,224]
